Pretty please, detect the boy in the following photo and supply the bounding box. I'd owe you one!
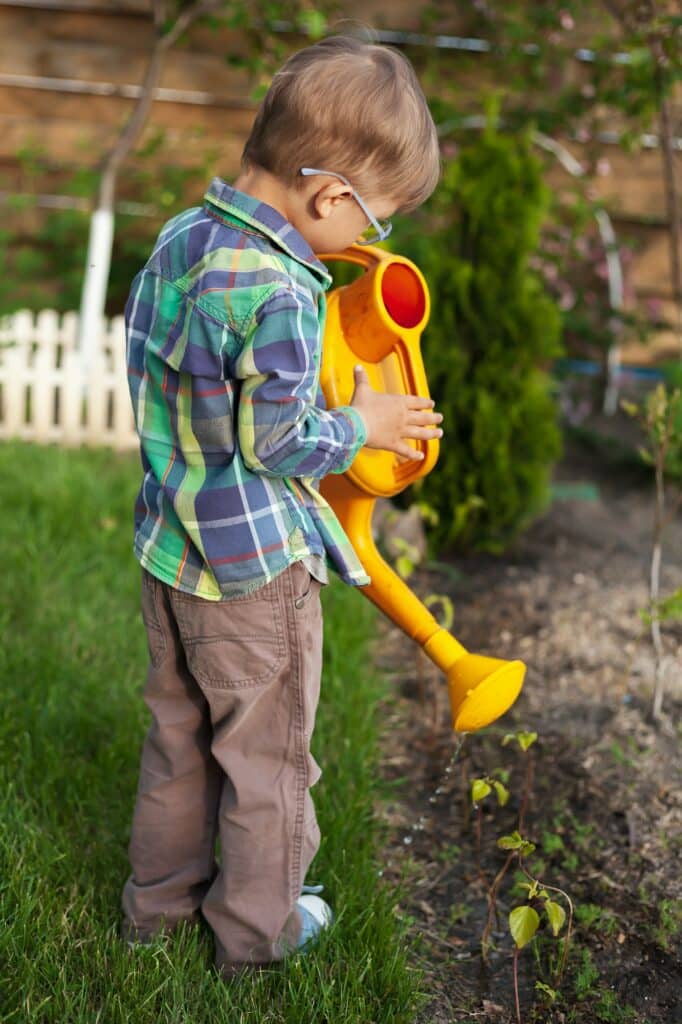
[122,34,442,977]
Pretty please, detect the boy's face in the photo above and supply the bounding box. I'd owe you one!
[293,176,397,255]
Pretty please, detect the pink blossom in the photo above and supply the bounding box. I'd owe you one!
[581,83,596,99]
[596,157,611,176]
[560,10,575,30]
[558,286,577,311]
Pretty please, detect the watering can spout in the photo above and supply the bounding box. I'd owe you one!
[320,476,526,733]
[319,245,526,733]
[423,629,525,733]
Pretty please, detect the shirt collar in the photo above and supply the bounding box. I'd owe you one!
[203,178,332,289]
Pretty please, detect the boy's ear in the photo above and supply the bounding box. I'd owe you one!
[311,180,353,221]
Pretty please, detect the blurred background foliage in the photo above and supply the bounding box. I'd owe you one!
[393,114,563,553]
[0,0,680,550]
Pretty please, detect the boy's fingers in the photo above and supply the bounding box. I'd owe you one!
[407,411,443,426]
[406,426,443,440]
[393,443,425,461]
[405,395,435,410]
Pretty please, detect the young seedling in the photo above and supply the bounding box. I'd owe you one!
[506,858,571,1024]
[622,385,682,718]
[471,773,510,888]
[470,730,573,1021]
[475,731,537,954]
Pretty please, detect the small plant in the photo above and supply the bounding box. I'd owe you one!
[506,859,571,1024]
[470,730,574,1024]
[651,896,682,951]
[623,384,682,718]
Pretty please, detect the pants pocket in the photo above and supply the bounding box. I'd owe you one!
[172,577,286,689]
[291,562,322,612]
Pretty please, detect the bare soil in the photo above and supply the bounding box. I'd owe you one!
[375,440,682,1024]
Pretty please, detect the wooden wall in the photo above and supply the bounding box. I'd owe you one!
[1,0,680,362]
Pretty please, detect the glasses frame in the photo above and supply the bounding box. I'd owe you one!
[300,167,392,245]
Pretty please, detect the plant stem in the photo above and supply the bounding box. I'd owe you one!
[517,750,534,834]
[513,947,523,1024]
[481,851,516,955]
[475,805,486,886]
[651,446,666,718]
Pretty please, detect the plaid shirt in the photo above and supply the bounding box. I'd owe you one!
[125,178,369,599]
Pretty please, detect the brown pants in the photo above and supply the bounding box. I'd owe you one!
[122,562,323,972]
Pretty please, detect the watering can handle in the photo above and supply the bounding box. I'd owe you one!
[317,244,391,271]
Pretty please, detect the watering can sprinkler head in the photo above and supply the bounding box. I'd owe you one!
[319,245,527,733]
[423,628,526,732]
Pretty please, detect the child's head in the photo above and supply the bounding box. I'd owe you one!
[240,35,440,251]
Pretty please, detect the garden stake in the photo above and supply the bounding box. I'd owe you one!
[319,245,526,732]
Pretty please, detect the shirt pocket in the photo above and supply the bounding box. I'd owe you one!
[171,578,286,689]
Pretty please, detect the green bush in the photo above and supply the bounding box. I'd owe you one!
[393,119,563,553]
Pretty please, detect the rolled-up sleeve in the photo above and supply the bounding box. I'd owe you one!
[235,287,366,478]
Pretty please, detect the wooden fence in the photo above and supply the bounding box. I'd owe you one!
[0,309,137,450]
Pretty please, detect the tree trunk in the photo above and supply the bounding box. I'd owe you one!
[76,1,227,370]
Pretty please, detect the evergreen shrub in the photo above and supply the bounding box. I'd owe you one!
[393,120,563,553]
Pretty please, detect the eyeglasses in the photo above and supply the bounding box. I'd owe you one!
[300,167,392,245]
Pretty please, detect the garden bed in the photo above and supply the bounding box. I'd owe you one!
[376,439,682,1024]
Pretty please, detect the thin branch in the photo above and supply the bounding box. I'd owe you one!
[97,0,230,210]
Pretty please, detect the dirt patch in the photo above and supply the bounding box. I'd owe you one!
[375,441,682,1023]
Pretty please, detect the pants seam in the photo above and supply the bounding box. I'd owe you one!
[286,566,308,909]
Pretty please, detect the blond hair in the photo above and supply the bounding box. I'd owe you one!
[241,35,440,212]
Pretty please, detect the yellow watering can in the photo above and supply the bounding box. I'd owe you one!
[319,245,526,733]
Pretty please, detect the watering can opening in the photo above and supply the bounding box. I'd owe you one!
[381,263,427,329]
[449,657,526,733]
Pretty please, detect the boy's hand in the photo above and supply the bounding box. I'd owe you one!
[350,365,443,462]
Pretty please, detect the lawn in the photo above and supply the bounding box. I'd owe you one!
[0,442,422,1024]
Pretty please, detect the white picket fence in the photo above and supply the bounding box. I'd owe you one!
[0,309,137,450]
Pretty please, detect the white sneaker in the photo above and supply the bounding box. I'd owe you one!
[296,893,333,950]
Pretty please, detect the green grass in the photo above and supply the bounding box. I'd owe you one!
[0,442,422,1024]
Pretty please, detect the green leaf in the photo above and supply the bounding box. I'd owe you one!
[654,588,682,623]
[471,779,492,803]
[509,905,540,948]
[297,9,327,38]
[535,980,558,1001]
[424,592,454,630]
[497,831,524,850]
[545,899,567,936]
[620,399,639,418]
[493,781,510,806]
[517,731,538,751]
[395,555,415,580]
